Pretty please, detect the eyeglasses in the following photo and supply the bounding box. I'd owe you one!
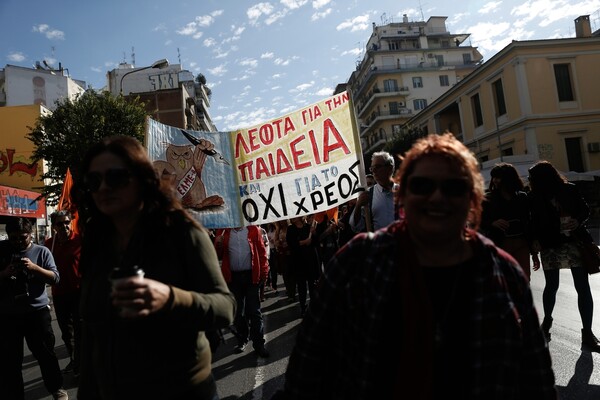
[84,168,131,193]
[370,164,389,171]
[54,220,71,226]
[407,177,471,197]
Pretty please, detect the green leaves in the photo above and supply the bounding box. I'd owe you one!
[27,90,148,205]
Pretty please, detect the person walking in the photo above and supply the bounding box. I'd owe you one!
[0,217,68,400]
[275,220,295,300]
[75,135,236,399]
[274,133,557,399]
[265,223,279,293]
[286,216,321,317]
[350,151,398,232]
[45,210,82,377]
[481,163,533,279]
[215,226,270,357]
[528,160,600,350]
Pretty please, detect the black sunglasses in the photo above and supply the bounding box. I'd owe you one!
[407,177,471,197]
[84,168,131,193]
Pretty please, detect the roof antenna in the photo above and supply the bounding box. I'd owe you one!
[419,0,426,21]
[131,46,135,67]
[177,47,182,67]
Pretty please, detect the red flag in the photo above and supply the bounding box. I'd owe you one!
[57,168,80,234]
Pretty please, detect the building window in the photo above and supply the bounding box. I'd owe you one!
[413,99,427,110]
[439,75,449,87]
[479,155,489,163]
[565,137,584,172]
[501,147,513,157]
[389,102,400,115]
[462,53,472,64]
[435,55,444,66]
[392,124,402,134]
[554,63,575,102]
[492,79,507,116]
[412,77,423,88]
[471,93,483,127]
[383,79,398,92]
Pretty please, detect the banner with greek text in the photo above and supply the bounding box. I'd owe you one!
[146,91,364,228]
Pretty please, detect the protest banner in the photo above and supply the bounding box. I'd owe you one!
[147,91,365,228]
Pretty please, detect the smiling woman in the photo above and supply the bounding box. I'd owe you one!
[74,135,236,400]
[275,133,557,400]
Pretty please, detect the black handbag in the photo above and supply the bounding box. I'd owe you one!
[574,227,600,275]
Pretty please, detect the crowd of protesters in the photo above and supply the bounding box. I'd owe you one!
[6,133,600,400]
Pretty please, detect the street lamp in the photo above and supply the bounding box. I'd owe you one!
[119,58,170,95]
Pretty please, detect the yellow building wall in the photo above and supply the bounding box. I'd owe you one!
[0,105,45,192]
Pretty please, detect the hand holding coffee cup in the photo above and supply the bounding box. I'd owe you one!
[110,265,145,318]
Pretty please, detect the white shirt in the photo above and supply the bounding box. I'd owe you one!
[228,227,252,271]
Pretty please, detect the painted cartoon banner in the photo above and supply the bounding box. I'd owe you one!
[147,91,365,229]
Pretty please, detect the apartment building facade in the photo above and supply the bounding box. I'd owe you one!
[347,15,484,156]
[405,16,600,184]
[107,63,217,132]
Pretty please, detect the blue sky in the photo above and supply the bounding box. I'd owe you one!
[2,0,599,131]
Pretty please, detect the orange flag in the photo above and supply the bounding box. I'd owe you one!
[313,207,339,224]
[57,168,80,234]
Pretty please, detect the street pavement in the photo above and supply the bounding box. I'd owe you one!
[22,261,600,400]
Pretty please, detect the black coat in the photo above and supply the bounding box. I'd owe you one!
[529,183,589,249]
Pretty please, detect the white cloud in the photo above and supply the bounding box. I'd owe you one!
[291,81,315,92]
[281,0,309,9]
[208,64,228,76]
[204,38,217,47]
[248,3,275,25]
[177,22,197,36]
[341,47,362,56]
[315,87,332,96]
[468,21,512,55]
[233,25,246,35]
[32,24,65,40]
[261,52,274,59]
[8,52,25,62]
[265,10,288,25]
[312,0,331,9]
[240,58,258,68]
[311,8,332,21]
[196,15,215,27]
[336,15,370,32]
[212,10,224,17]
[193,32,204,39]
[479,1,503,14]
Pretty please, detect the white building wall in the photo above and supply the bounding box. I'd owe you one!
[3,65,84,110]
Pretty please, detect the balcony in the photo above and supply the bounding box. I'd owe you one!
[352,59,482,98]
[357,86,410,117]
[360,108,413,137]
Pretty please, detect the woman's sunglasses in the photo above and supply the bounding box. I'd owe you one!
[84,168,131,193]
[407,177,471,197]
